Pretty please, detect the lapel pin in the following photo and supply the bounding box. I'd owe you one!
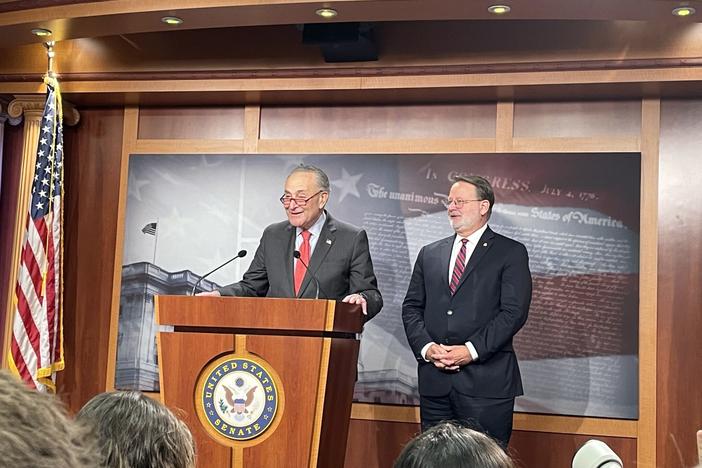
[326,239,332,245]
[483,242,488,247]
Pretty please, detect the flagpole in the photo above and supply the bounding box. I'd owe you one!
[43,41,55,79]
[152,217,159,265]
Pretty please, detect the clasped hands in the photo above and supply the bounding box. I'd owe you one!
[426,343,473,371]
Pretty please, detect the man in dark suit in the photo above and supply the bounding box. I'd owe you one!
[200,164,382,319]
[402,175,531,446]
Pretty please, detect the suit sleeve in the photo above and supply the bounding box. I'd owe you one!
[468,242,532,362]
[348,229,383,320]
[402,247,434,360]
[218,230,270,297]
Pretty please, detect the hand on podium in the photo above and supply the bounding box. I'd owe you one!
[196,290,221,297]
[342,293,367,315]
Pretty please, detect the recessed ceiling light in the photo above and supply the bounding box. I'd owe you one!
[315,8,338,19]
[161,16,184,25]
[31,28,52,37]
[672,6,696,16]
[488,5,511,15]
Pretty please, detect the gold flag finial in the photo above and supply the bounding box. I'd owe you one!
[43,41,56,78]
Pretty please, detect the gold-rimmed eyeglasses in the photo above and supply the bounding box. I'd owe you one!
[280,190,324,208]
[445,198,483,209]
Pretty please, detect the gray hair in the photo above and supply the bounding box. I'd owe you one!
[288,164,331,192]
[394,421,514,468]
[452,175,495,218]
[77,391,196,468]
[0,370,99,468]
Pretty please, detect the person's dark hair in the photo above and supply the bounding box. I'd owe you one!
[0,370,98,468]
[77,391,195,468]
[289,164,331,192]
[453,175,495,218]
[394,421,514,468]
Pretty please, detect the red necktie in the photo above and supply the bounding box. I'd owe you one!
[449,239,468,295]
[294,230,311,295]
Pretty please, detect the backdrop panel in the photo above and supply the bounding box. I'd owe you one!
[116,153,640,419]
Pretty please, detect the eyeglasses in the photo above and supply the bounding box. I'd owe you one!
[280,190,324,208]
[445,198,483,208]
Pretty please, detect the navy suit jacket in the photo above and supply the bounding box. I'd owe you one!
[219,212,383,319]
[402,226,532,398]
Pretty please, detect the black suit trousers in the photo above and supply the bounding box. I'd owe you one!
[419,390,515,447]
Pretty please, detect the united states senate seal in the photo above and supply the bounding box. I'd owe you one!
[197,356,281,442]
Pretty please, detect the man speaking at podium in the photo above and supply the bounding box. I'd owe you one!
[199,164,383,320]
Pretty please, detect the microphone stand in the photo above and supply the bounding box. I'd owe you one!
[191,249,247,296]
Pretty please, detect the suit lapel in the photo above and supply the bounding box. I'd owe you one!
[298,212,336,298]
[455,226,495,293]
[439,235,455,294]
[284,224,296,297]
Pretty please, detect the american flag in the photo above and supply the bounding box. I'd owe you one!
[9,76,65,391]
[141,222,157,236]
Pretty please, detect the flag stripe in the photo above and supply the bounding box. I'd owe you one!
[15,279,42,359]
[10,337,35,389]
[46,230,57,367]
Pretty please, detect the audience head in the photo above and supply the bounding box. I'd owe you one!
[394,421,514,468]
[77,390,195,468]
[0,369,97,468]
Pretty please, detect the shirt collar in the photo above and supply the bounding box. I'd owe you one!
[455,222,489,246]
[297,211,326,238]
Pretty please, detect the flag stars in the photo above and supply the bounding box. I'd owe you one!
[42,125,51,134]
[40,138,48,146]
[39,190,47,198]
[35,201,44,210]
[41,178,49,186]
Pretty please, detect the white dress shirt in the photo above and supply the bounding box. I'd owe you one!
[421,223,489,363]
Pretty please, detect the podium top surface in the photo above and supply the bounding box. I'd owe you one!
[155,296,363,335]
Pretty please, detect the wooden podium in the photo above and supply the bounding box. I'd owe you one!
[155,295,363,468]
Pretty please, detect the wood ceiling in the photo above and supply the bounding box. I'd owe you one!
[2,0,702,104]
[1,0,701,48]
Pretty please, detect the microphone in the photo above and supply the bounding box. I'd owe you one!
[293,250,325,299]
[191,249,247,296]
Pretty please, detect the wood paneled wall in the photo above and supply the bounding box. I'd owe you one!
[2,96,698,467]
[0,122,23,363]
[60,109,124,410]
[657,100,702,468]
